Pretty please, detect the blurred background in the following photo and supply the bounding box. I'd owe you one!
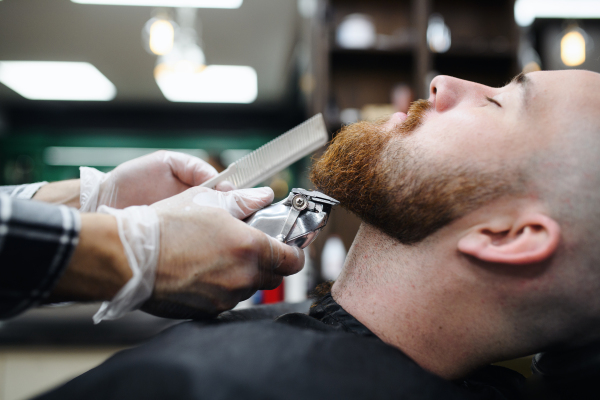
[0,0,599,398]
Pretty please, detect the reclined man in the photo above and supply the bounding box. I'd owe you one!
[39,70,600,400]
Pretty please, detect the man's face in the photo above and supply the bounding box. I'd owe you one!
[394,70,600,168]
[311,70,600,243]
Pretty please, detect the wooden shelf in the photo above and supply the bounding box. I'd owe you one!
[330,48,413,71]
[330,47,414,55]
[433,53,516,87]
[306,0,518,114]
[439,47,516,59]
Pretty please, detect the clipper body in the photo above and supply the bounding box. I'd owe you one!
[245,188,339,249]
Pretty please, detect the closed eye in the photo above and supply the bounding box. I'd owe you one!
[486,96,501,107]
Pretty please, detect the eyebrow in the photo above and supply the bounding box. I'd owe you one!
[510,72,532,108]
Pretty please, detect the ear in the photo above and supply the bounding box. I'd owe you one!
[457,214,561,265]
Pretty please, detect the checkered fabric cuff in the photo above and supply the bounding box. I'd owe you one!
[0,193,80,319]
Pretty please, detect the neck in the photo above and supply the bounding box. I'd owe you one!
[333,224,518,379]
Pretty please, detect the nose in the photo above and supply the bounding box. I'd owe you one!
[429,75,495,112]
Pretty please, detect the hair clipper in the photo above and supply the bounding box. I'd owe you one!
[245,188,339,248]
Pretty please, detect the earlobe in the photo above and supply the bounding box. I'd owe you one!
[457,214,561,265]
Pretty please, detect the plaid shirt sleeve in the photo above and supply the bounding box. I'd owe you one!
[0,192,80,319]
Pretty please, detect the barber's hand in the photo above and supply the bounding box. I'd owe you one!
[80,150,234,212]
[141,187,304,319]
[91,186,304,322]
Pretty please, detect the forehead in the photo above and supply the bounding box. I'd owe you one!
[528,70,600,114]
[394,70,600,167]
[514,70,600,146]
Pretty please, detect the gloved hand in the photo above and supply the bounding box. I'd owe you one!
[93,187,304,323]
[80,150,234,212]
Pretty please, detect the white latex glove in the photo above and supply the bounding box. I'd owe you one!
[93,205,159,323]
[93,187,304,322]
[180,187,276,219]
[80,150,234,212]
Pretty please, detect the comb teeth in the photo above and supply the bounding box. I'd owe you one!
[228,114,328,188]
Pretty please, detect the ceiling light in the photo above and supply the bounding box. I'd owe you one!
[146,18,175,55]
[561,28,587,67]
[0,61,116,101]
[515,0,600,27]
[154,37,208,82]
[155,64,257,103]
[150,7,257,104]
[71,0,243,8]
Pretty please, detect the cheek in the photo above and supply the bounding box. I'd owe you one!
[413,110,509,164]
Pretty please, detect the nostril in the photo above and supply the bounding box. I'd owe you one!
[433,87,437,94]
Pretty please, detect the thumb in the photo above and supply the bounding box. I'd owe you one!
[192,187,274,219]
[230,187,274,218]
[162,151,218,187]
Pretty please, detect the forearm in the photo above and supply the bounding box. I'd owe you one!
[33,179,81,208]
[47,213,132,303]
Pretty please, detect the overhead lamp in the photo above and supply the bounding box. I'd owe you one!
[427,14,451,53]
[71,0,242,8]
[154,39,207,79]
[150,7,257,103]
[336,14,376,49]
[561,27,587,67]
[515,0,600,27]
[143,17,176,55]
[0,61,116,101]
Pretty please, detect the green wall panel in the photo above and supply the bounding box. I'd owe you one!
[0,129,310,200]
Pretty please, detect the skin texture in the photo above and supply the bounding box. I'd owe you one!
[311,70,600,379]
[47,213,132,303]
[33,179,81,208]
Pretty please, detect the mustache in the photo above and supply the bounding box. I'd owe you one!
[395,99,434,135]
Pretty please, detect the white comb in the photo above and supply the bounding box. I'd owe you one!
[201,114,328,189]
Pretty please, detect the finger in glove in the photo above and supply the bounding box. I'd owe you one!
[192,187,274,220]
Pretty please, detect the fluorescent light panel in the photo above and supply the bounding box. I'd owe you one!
[71,0,242,8]
[0,61,116,101]
[515,0,600,26]
[44,147,208,167]
[156,65,257,104]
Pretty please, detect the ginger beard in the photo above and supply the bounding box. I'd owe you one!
[310,100,527,244]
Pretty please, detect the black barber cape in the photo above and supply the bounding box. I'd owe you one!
[37,294,524,400]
